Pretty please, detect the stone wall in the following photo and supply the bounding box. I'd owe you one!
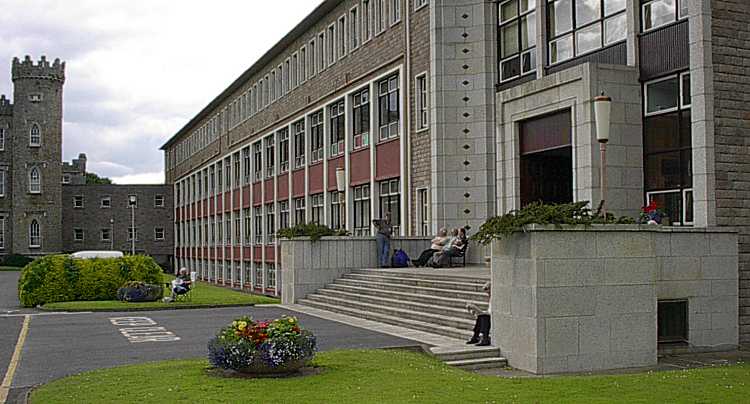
[491,226,738,374]
[710,0,750,346]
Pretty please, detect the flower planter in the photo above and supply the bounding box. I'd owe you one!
[116,282,163,302]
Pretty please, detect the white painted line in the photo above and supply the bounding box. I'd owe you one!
[0,315,30,404]
[109,317,180,343]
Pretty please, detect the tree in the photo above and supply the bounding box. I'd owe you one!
[86,172,112,185]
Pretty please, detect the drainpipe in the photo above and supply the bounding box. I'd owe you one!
[404,0,412,236]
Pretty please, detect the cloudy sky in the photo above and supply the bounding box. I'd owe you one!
[0,1,321,184]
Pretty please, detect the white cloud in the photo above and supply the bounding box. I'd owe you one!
[0,0,322,183]
[112,172,165,185]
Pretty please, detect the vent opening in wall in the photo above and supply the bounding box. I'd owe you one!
[658,300,688,344]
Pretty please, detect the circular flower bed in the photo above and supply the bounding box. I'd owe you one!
[208,316,316,375]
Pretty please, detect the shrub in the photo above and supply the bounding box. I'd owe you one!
[471,201,636,245]
[2,254,34,268]
[208,316,316,374]
[278,223,349,242]
[117,282,164,302]
[18,255,163,307]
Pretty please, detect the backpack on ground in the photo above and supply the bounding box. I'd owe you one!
[391,249,410,268]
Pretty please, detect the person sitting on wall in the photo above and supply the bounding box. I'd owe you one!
[412,228,450,267]
[430,228,462,268]
[445,227,469,259]
[171,267,192,299]
[373,212,393,268]
[466,281,491,346]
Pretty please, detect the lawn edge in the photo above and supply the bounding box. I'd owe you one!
[38,302,280,313]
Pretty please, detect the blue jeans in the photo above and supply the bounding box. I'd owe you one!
[376,234,391,267]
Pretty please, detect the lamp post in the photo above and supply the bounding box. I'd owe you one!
[128,195,137,255]
[335,168,346,230]
[109,218,114,251]
[594,93,612,217]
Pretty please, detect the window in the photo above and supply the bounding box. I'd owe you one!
[284,59,291,93]
[300,46,307,83]
[253,142,263,181]
[267,264,276,289]
[225,158,232,189]
[416,74,429,130]
[376,0,387,33]
[379,179,400,234]
[330,191,345,230]
[390,0,401,24]
[225,215,231,245]
[243,147,251,184]
[642,0,687,32]
[255,263,264,288]
[0,128,5,150]
[266,203,275,243]
[311,193,324,224]
[128,227,138,241]
[294,197,306,225]
[415,0,428,9]
[0,170,5,197]
[319,32,326,71]
[29,167,41,194]
[270,71,276,102]
[234,152,241,187]
[0,216,4,249]
[279,129,290,173]
[29,220,41,247]
[279,200,290,230]
[351,6,360,50]
[309,39,317,78]
[254,207,263,244]
[278,65,283,97]
[338,15,348,58]
[61,175,71,184]
[353,184,371,236]
[548,0,627,64]
[363,0,373,42]
[217,216,224,246]
[74,228,84,241]
[101,196,111,208]
[310,111,324,163]
[217,161,223,191]
[209,166,216,194]
[330,100,345,156]
[155,195,165,207]
[265,135,275,178]
[417,188,430,236]
[30,124,41,146]
[243,208,251,245]
[499,0,537,82]
[293,120,306,169]
[352,88,370,149]
[328,24,336,66]
[643,72,693,225]
[291,54,298,89]
[234,213,241,244]
[101,228,111,242]
[73,195,84,208]
[378,75,400,141]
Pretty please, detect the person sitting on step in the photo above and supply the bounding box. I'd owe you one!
[466,281,491,346]
[413,228,449,267]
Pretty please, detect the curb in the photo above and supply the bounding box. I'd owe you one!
[36,303,272,313]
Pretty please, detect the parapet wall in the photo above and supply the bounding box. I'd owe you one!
[11,55,65,82]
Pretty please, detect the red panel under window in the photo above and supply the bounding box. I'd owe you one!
[216,195,223,212]
[242,187,251,209]
[244,247,252,257]
[265,246,276,262]
[224,192,231,213]
[254,246,263,262]
[209,197,215,215]
[309,163,323,193]
[225,247,232,257]
[264,180,274,203]
[376,139,400,180]
[292,169,305,197]
[520,110,572,155]
[234,246,241,257]
[327,156,345,191]
[277,173,289,199]
[350,148,370,186]
[233,191,240,208]
[253,183,262,206]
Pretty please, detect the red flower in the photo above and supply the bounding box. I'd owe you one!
[642,200,658,213]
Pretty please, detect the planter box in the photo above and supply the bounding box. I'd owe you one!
[490,225,738,374]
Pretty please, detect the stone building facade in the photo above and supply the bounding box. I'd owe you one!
[0,56,174,268]
[163,0,748,344]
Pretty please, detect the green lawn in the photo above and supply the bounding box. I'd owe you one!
[0,266,21,271]
[30,350,750,404]
[41,274,278,311]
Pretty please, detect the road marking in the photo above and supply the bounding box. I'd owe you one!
[1,311,93,318]
[0,315,30,404]
[109,317,180,343]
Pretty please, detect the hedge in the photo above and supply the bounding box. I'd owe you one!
[3,254,34,268]
[18,255,163,307]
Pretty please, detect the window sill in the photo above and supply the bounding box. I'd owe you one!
[414,3,428,12]
[376,136,400,146]
[415,127,429,134]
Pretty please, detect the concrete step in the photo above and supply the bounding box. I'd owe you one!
[316,288,478,320]
[326,283,489,310]
[298,298,474,340]
[445,357,508,371]
[430,345,502,362]
[335,278,490,302]
[344,273,489,292]
[351,268,490,284]
[305,293,475,330]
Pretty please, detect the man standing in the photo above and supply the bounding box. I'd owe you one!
[373,212,393,268]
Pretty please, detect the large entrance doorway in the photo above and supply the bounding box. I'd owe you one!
[519,110,573,206]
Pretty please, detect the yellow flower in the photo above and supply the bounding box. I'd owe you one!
[288,318,295,323]
[238,321,247,331]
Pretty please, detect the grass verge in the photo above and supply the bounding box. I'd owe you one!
[41,274,278,311]
[0,266,21,271]
[30,349,750,404]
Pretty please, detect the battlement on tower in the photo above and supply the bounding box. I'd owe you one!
[0,94,12,116]
[11,55,65,83]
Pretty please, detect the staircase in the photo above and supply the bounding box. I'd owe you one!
[297,268,507,370]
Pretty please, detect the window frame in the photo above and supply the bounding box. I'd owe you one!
[378,74,400,142]
[415,0,428,11]
[352,87,371,150]
[101,196,111,208]
[293,120,306,169]
[329,99,346,157]
[0,170,5,198]
[73,195,84,209]
[29,123,41,147]
[350,5,360,51]
[73,228,84,242]
[100,228,111,242]
[378,178,401,234]
[641,0,688,33]
[415,73,429,131]
[29,167,41,194]
[310,110,325,163]
[498,0,538,83]
[154,194,165,208]
[353,184,371,236]
[0,127,5,151]
[29,219,41,248]
[279,128,290,173]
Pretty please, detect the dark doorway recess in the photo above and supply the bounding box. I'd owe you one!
[658,300,689,344]
[519,110,574,206]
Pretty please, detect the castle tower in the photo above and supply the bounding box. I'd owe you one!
[10,55,65,256]
[0,94,12,253]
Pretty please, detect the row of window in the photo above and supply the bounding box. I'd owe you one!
[498,0,688,82]
[72,227,166,242]
[169,0,427,169]
[0,124,42,150]
[178,259,277,290]
[72,195,166,209]
[175,71,409,205]
[176,180,400,247]
[0,167,44,195]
